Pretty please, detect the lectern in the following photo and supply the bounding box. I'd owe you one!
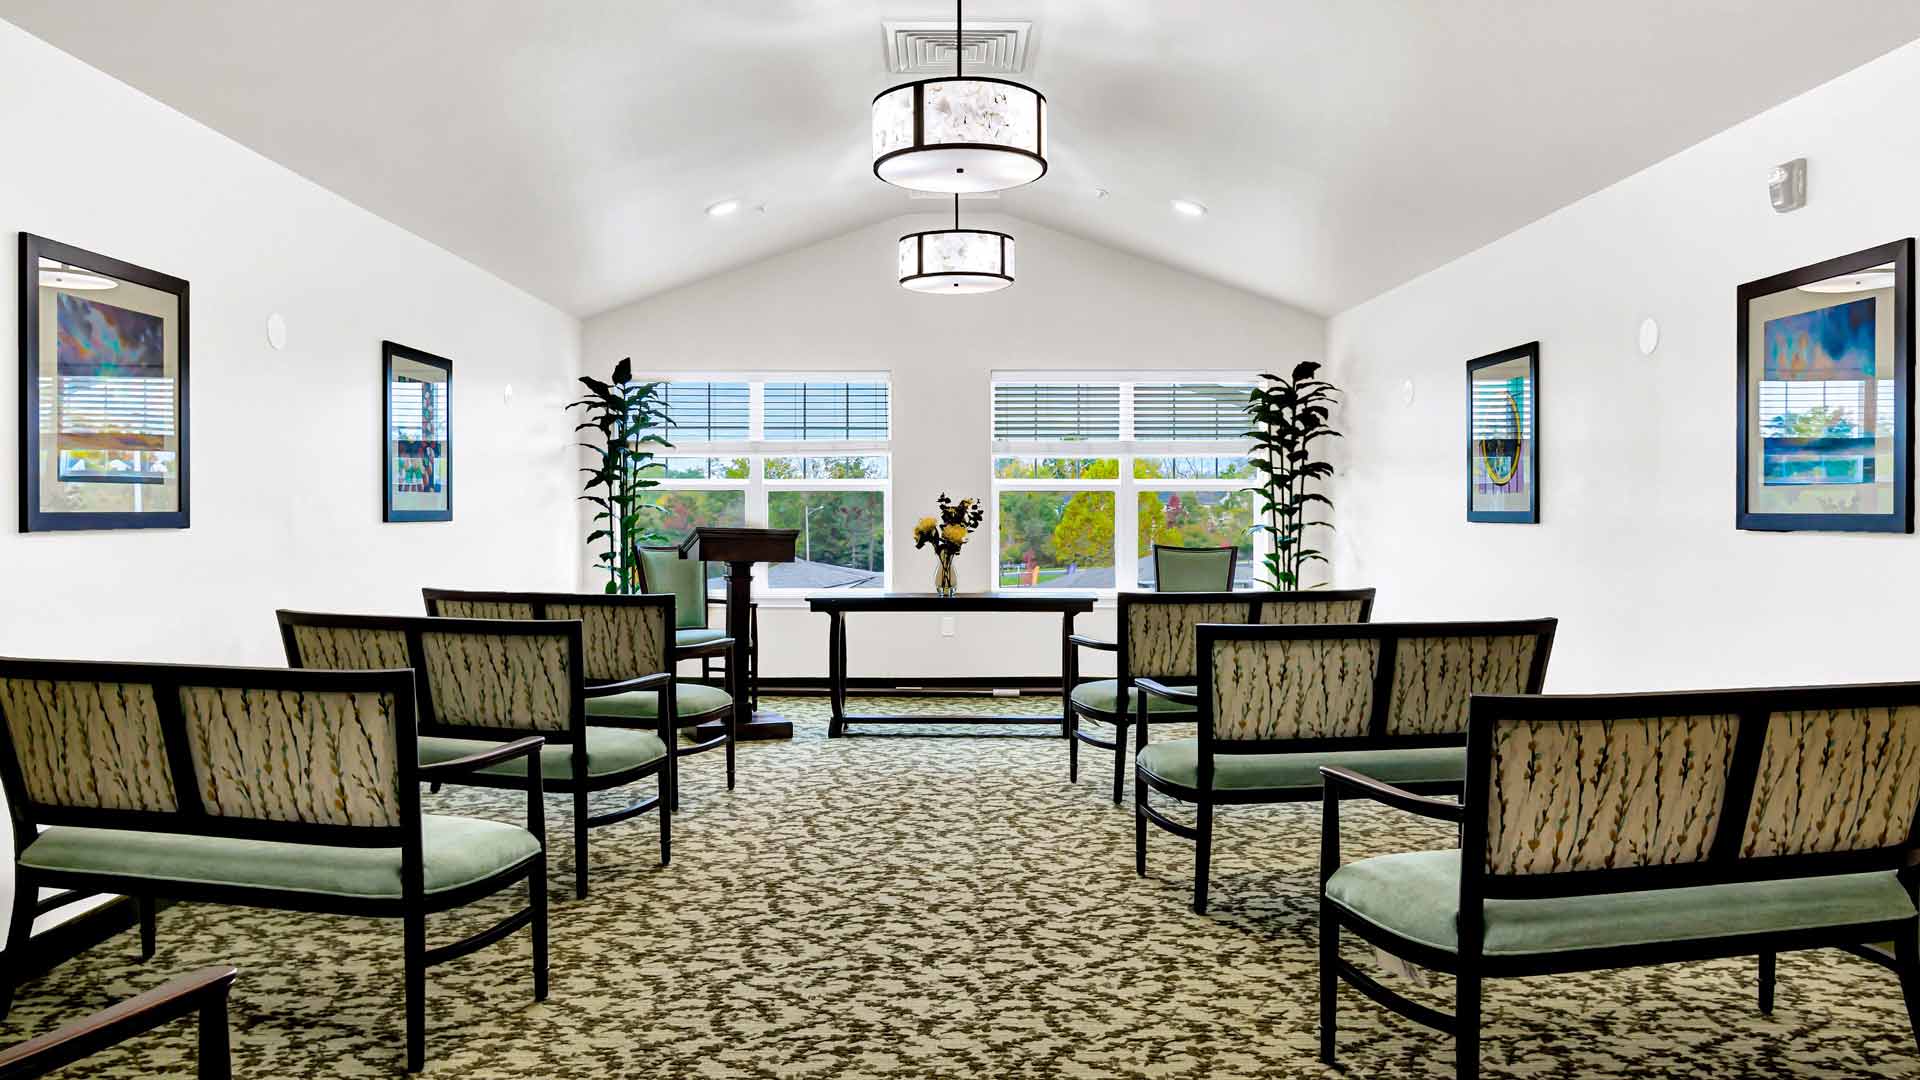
[681,526,798,740]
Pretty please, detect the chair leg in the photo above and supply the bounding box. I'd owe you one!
[1455,971,1482,1080]
[428,781,442,795]
[403,909,426,1073]
[725,707,737,792]
[1193,801,1213,914]
[138,895,157,961]
[1110,720,1130,804]
[1897,931,1920,1052]
[1134,777,1148,877]
[0,869,36,1021]
[573,788,590,900]
[198,984,232,1080]
[658,770,672,866]
[669,742,683,813]
[530,854,549,1002]
[1758,951,1776,1016]
[1319,899,1338,1066]
[1068,712,1080,783]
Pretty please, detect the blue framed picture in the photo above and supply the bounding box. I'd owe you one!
[383,341,452,523]
[1466,342,1538,524]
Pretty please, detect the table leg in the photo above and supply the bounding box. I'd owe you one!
[828,612,845,738]
[1060,611,1076,738]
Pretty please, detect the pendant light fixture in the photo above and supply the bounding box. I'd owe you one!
[871,0,1047,193]
[898,195,1014,294]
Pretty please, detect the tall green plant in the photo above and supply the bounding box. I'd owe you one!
[1244,361,1341,589]
[568,357,672,593]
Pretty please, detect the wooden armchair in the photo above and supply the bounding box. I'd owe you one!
[1321,681,1920,1078]
[279,610,670,899]
[636,546,759,713]
[0,966,237,1079]
[1064,589,1377,803]
[1150,544,1238,591]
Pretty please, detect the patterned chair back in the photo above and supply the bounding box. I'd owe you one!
[1119,589,1377,681]
[1469,684,1920,892]
[279,610,586,744]
[0,659,416,843]
[1197,618,1556,747]
[421,590,673,684]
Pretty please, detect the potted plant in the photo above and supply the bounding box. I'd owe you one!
[1245,361,1340,590]
[912,493,984,597]
[568,357,672,593]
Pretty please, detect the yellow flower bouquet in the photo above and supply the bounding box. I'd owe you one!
[913,493,983,596]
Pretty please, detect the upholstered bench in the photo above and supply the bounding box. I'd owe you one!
[1065,588,1377,803]
[1133,618,1556,913]
[1318,682,1920,1079]
[0,660,547,1073]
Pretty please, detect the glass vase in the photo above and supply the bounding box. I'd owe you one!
[933,547,958,597]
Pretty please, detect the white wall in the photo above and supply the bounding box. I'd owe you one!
[1328,39,1920,693]
[0,21,581,942]
[584,215,1325,679]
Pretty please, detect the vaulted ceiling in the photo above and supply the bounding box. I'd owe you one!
[6,1,1917,317]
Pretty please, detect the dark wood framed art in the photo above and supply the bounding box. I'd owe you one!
[382,340,452,523]
[1465,342,1538,523]
[1737,238,1913,532]
[19,234,190,532]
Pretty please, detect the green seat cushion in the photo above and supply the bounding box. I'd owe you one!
[676,627,729,648]
[418,726,666,781]
[1071,679,1198,716]
[586,681,731,722]
[638,548,708,630]
[20,815,538,900]
[1326,849,1915,957]
[1136,739,1464,793]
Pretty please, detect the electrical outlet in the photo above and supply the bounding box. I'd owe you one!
[940,615,956,637]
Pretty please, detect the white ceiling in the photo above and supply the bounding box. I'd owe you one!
[6,1,1918,317]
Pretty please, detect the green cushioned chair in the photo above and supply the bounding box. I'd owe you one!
[283,606,673,901]
[1151,544,1237,592]
[1065,590,1377,805]
[636,546,758,712]
[1318,683,1920,1080]
[1134,617,1555,914]
[0,964,240,1080]
[0,659,546,1074]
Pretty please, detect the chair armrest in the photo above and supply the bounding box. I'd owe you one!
[1134,678,1198,705]
[1318,766,1462,823]
[1066,634,1117,653]
[0,965,238,1079]
[583,672,671,698]
[417,736,545,779]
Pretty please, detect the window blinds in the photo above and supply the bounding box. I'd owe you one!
[992,383,1121,440]
[764,381,889,441]
[1132,383,1254,440]
[659,382,750,441]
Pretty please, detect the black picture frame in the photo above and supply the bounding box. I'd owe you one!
[19,234,191,533]
[1736,238,1913,533]
[1465,342,1539,524]
[381,340,453,523]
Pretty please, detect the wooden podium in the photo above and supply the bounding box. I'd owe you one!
[680,526,798,741]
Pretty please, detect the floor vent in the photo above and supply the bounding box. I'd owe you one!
[883,19,1032,76]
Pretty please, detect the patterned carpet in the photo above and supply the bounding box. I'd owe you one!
[3,695,1916,1078]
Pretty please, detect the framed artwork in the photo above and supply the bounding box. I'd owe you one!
[382,340,452,522]
[1737,238,1912,532]
[19,234,190,532]
[1466,342,1538,523]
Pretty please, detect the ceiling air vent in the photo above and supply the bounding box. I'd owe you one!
[883,19,1032,75]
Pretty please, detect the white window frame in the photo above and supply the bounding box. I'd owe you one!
[989,370,1264,594]
[643,372,893,598]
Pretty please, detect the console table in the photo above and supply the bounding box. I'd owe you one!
[806,592,1098,737]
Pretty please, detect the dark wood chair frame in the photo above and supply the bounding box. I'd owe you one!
[634,546,759,714]
[1135,617,1556,913]
[1318,682,1920,1080]
[279,610,669,900]
[419,587,731,810]
[0,965,237,1080]
[1065,589,1380,804]
[0,660,546,1073]
[1149,544,1239,591]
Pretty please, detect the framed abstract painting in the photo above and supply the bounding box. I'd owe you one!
[1737,238,1912,532]
[382,340,452,523]
[1466,342,1538,523]
[19,234,190,532]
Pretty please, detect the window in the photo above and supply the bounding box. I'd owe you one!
[643,376,890,592]
[991,376,1259,590]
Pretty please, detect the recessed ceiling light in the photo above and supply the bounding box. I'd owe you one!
[1170,198,1208,218]
[705,199,742,218]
